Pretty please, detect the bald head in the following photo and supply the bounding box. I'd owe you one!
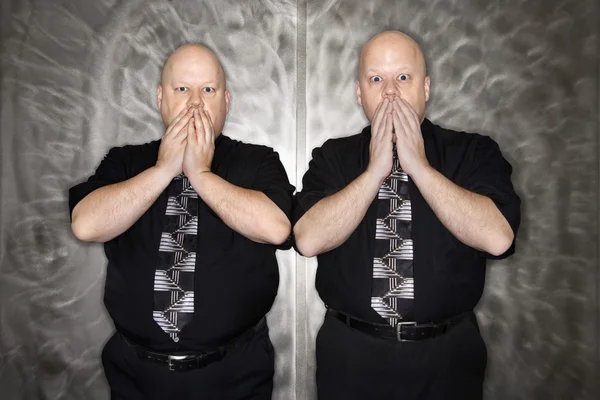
[359,31,427,78]
[161,44,226,88]
[356,30,430,123]
[157,43,230,135]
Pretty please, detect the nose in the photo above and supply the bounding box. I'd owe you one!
[382,80,401,101]
[186,90,204,109]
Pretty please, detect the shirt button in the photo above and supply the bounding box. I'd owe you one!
[173,336,180,343]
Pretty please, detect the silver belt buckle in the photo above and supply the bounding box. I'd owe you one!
[168,354,190,371]
[396,321,417,342]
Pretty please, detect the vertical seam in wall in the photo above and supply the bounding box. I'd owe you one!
[596,28,600,399]
[295,0,307,399]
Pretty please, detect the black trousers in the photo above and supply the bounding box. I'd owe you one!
[101,324,274,400]
[316,311,487,400]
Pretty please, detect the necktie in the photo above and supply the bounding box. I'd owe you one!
[371,153,414,326]
[153,174,198,342]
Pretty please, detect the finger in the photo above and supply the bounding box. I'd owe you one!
[371,100,384,130]
[385,112,393,137]
[372,98,390,137]
[392,101,406,141]
[373,100,384,119]
[400,97,419,119]
[193,108,206,141]
[371,100,386,138]
[382,101,394,136]
[175,114,192,141]
[384,113,394,154]
[393,100,410,135]
[398,99,420,134]
[375,100,392,142]
[205,110,216,140]
[169,108,194,137]
[165,107,191,135]
[194,108,208,145]
[187,117,197,144]
[198,107,213,143]
[167,107,189,133]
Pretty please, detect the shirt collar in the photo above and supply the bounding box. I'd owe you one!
[215,132,227,148]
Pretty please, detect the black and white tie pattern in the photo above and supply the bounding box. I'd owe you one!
[153,174,197,342]
[371,152,414,326]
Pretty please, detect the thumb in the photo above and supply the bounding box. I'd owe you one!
[187,119,197,144]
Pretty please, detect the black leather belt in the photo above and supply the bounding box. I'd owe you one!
[328,309,467,342]
[121,318,266,372]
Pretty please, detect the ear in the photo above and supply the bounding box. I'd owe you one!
[424,76,430,103]
[157,85,163,109]
[225,90,231,114]
[356,80,362,106]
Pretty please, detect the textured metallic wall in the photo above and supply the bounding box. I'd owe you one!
[0,1,297,399]
[1,0,598,399]
[303,1,600,399]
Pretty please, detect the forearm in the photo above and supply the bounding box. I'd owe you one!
[71,166,172,243]
[294,169,383,257]
[411,165,514,256]
[187,172,290,245]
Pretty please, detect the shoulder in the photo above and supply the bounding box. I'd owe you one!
[426,119,502,158]
[105,139,160,157]
[427,120,494,145]
[323,130,368,150]
[424,120,512,181]
[99,140,160,176]
[312,128,369,159]
[219,135,277,160]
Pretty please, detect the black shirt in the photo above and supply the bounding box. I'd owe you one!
[69,134,294,351]
[293,119,521,325]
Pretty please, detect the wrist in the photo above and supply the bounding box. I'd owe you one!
[185,168,212,182]
[150,164,177,184]
[363,167,387,187]
[184,165,211,176]
[186,169,214,196]
[408,162,434,184]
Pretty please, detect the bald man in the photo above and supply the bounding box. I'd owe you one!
[69,44,293,399]
[293,31,520,399]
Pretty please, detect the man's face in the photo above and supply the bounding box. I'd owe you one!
[356,34,430,123]
[157,46,230,135]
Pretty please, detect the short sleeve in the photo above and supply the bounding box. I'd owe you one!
[252,149,295,249]
[252,150,295,217]
[292,140,347,226]
[68,146,131,220]
[463,136,521,259]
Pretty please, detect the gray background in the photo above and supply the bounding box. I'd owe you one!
[1,0,598,399]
